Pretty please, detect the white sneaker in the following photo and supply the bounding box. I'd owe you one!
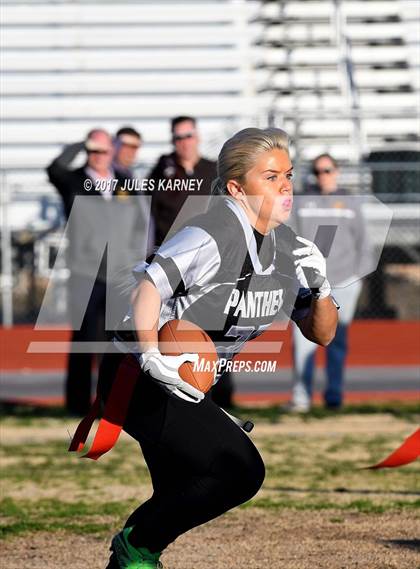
[282,401,311,414]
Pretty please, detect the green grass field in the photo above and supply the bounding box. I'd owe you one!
[1,402,419,568]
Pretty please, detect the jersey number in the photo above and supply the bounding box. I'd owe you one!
[216,324,271,354]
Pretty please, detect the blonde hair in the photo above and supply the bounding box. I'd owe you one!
[211,127,290,195]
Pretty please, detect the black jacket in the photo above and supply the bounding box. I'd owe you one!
[148,152,217,246]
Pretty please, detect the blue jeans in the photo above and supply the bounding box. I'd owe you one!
[291,280,362,407]
[294,323,347,406]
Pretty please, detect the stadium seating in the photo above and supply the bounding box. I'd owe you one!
[1,0,419,189]
[255,0,419,161]
[1,0,260,194]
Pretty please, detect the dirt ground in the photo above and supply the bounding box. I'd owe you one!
[1,412,415,444]
[2,413,419,568]
[1,509,419,569]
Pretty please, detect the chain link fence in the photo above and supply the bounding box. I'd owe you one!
[1,139,419,324]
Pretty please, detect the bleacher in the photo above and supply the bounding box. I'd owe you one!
[1,0,419,194]
[254,0,420,161]
[1,0,260,195]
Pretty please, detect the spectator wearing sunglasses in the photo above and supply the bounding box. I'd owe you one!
[46,129,148,415]
[148,116,216,247]
[286,153,371,412]
[47,129,122,218]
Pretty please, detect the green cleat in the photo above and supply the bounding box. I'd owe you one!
[107,527,164,569]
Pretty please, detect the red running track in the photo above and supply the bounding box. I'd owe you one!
[1,321,419,371]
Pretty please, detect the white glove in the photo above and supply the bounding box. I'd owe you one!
[293,236,331,299]
[139,347,204,403]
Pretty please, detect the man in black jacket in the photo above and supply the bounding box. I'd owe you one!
[148,116,217,246]
[47,129,149,415]
[148,117,233,408]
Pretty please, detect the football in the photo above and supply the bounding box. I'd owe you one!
[158,319,218,393]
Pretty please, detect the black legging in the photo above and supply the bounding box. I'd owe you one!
[98,348,265,553]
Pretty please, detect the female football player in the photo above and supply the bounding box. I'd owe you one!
[100,127,338,568]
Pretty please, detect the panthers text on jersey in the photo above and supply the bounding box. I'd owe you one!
[115,196,313,378]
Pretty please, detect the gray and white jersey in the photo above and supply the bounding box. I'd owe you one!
[120,197,313,371]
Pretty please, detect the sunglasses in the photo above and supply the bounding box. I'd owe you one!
[173,132,195,142]
[314,167,335,176]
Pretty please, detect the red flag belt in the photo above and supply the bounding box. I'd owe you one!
[68,354,139,460]
[69,354,419,469]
